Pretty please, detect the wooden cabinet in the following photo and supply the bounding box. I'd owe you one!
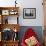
[2,41,19,46]
[43,0,46,46]
[43,0,46,27]
[44,29,46,46]
[0,7,20,46]
[0,40,19,46]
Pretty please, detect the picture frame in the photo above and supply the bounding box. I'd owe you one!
[9,10,18,15]
[23,8,36,19]
[2,10,9,15]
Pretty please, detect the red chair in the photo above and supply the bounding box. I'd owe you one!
[21,28,41,46]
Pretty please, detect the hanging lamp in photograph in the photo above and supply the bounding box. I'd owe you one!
[15,0,17,7]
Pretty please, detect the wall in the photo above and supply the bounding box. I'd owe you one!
[0,0,44,26]
[18,0,44,26]
[0,0,44,45]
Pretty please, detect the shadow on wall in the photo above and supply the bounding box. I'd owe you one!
[18,26,44,44]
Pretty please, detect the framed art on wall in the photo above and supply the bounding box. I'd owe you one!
[2,10,9,15]
[23,8,36,19]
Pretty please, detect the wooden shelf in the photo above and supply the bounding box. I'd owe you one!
[0,7,19,9]
[1,40,19,46]
[0,7,20,46]
[2,40,19,42]
[0,7,19,15]
[0,7,19,24]
[0,24,20,32]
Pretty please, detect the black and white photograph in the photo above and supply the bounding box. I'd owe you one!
[23,8,36,19]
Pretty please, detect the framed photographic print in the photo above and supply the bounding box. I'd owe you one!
[2,10,9,15]
[23,8,36,19]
